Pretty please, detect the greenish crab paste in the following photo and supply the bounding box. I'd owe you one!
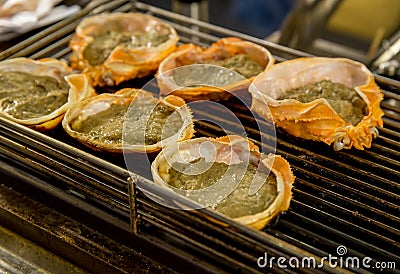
[83,30,170,66]
[71,101,183,146]
[281,80,367,125]
[0,71,69,120]
[173,54,264,87]
[168,157,278,218]
[206,54,264,79]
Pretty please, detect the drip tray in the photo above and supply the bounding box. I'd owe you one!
[0,225,86,274]
[0,173,176,274]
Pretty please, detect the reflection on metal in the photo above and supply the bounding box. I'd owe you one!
[279,0,343,51]
[372,31,400,77]
[128,175,138,234]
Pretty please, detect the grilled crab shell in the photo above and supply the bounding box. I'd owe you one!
[151,135,294,230]
[157,37,274,101]
[0,57,95,132]
[62,88,195,153]
[249,57,384,150]
[69,12,179,87]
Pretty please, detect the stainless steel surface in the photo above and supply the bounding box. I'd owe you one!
[279,0,343,51]
[0,225,87,274]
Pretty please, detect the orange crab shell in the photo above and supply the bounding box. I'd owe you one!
[151,135,295,230]
[157,37,274,101]
[249,57,384,150]
[69,12,179,87]
[62,88,195,153]
[0,57,95,132]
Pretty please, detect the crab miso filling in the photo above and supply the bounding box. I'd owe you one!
[173,54,264,87]
[280,80,367,125]
[71,101,183,146]
[0,71,69,120]
[167,157,278,218]
[83,30,170,66]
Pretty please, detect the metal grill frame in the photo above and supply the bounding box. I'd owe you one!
[0,1,399,273]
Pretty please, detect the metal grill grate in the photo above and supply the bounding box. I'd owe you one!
[0,1,399,273]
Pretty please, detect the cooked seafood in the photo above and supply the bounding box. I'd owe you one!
[281,80,367,126]
[157,37,274,101]
[249,57,384,150]
[151,135,294,230]
[0,57,94,131]
[69,12,179,87]
[62,88,195,153]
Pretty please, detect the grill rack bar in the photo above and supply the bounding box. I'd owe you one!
[134,181,347,274]
[0,118,131,215]
[193,103,399,203]
[0,1,398,273]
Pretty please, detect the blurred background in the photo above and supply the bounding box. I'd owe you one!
[140,0,400,78]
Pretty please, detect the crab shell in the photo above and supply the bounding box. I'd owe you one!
[249,57,384,150]
[157,37,274,101]
[62,88,195,153]
[69,12,179,87]
[151,135,294,230]
[0,57,95,132]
